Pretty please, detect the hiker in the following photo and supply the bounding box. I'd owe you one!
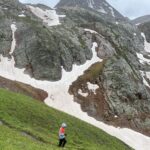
[58,123,67,148]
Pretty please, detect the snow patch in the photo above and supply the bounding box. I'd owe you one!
[141,32,150,53]
[28,5,60,26]
[136,53,150,64]
[87,82,99,95]
[115,22,119,25]
[98,7,107,14]
[136,23,141,26]
[134,33,137,36]
[88,0,95,8]
[18,14,26,17]
[3,7,8,10]
[109,7,115,17]
[9,24,17,55]
[140,71,150,87]
[0,25,150,150]
[59,15,66,18]
[84,28,98,34]
[78,89,88,97]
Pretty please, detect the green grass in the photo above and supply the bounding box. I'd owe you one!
[78,61,106,82]
[0,88,132,150]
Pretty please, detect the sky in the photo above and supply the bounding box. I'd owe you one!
[19,0,150,19]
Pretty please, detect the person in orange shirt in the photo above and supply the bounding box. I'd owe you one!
[58,123,67,148]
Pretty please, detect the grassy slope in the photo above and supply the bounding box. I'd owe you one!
[0,89,132,150]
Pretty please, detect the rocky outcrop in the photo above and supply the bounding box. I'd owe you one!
[56,0,124,20]
[0,0,93,81]
[139,21,150,42]
[67,6,150,136]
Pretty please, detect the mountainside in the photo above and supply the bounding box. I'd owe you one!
[138,21,150,42]
[56,0,124,20]
[132,15,150,25]
[0,88,132,150]
[0,0,150,149]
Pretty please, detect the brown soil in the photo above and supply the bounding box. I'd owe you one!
[0,76,48,101]
[69,62,150,137]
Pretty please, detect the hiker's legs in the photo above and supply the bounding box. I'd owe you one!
[58,139,63,147]
[62,138,67,147]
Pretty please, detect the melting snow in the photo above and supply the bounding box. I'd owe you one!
[136,23,141,26]
[140,71,150,88]
[141,33,150,53]
[18,14,26,17]
[109,7,115,17]
[115,22,119,25]
[0,24,150,150]
[9,24,17,55]
[87,82,99,95]
[98,7,107,14]
[59,15,66,18]
[28,5,61,26]
[114,115,118,118]
[136,53,150,64]
[3,7,8,10]
[78,89,88,97]
[88,0,95,8]
[84,28,98,34]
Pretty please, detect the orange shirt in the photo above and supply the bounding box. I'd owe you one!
[59,127,65,139]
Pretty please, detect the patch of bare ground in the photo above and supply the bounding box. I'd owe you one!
[0,76,48,101]
[69,61,150,137]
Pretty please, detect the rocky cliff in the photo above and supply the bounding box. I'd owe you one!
[0,0,150,137]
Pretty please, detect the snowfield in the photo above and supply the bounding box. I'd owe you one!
[138,33,150,88]
[28,5,61,26]
[136,52,150,64]
[0,24,150,150]
[141,32,150,53]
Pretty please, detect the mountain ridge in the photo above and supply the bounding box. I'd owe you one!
[56,0,124,20]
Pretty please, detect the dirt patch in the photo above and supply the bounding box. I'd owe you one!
[69,61,150,137]
[0,76,48,101]
[69,61,109,120]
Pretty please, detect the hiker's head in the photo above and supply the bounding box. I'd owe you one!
[61,123,67,128]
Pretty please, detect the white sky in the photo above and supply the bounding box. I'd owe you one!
[19,0,150,19]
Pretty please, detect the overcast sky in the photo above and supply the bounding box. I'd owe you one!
[19,0,150,19]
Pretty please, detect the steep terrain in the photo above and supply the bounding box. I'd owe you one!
[0,0,150,149]
[0,76,47,101]
[138,21,150,42]
[132,15,150,25]
[0,88,132,150]
[56,0,124,20]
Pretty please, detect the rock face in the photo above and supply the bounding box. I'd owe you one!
[56,0,124,20]
[0,0,150,136]
[0,0,92,81]
[139,21,150,42]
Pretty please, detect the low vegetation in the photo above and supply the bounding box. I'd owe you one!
[0,88,132,150]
